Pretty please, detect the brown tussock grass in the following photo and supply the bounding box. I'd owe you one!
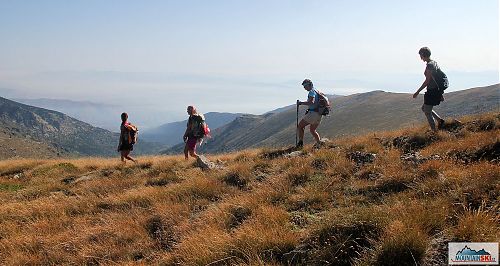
[454,204,500,242]
[0,112,498,265]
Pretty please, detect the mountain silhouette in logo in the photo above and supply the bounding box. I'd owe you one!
[456,246,491,256]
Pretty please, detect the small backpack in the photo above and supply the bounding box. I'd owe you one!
[430,62,449,91]
[314,90,331,116]
[124,123,138,144]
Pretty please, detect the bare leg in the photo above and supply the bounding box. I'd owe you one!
[121,150,136,163]
[432,110,445,129]
[189,149,199,159]
[309,123,321,143]
[422,104,436,131]
[184,144,189,160]
[297,119,309,142]
[431,110,442,121]
[125,155,136,163]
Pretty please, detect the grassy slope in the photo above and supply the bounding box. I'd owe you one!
[0,131,65,160]
[263,84,500,148]
[0,113,498,265]
[166,84,499,154]
[0,96,164,158]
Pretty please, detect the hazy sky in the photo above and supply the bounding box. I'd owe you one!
[0,0,498,126]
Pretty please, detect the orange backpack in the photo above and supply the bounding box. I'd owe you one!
[124,123,139,144]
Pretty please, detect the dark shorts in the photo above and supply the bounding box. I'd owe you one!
[424,88,443,106]
[119,143,134,151]
[186,137,198,151]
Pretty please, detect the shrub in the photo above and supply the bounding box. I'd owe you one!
[223,172,249,189]
[145,216,177,251]
[227,205,253,230]
[368,221,429,266]
[292,207,386,265]
[454,204,500,242]
[145,174,183,187]
[0,183,24,192]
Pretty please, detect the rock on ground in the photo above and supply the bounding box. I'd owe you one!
[196,155,223,170]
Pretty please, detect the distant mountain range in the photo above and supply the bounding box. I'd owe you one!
[141,112,244,147]
[0,97,162,159]
[164,84,499,154]
[14,98,123,132]
[1,84,498,159]
[12,98,185,132]
[263,94,342,115]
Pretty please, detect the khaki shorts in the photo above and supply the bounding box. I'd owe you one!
[303,111,322,125]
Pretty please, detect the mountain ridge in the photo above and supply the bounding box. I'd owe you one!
[0,97,161,159]
[141,112,245,146]
[164,84,499,154]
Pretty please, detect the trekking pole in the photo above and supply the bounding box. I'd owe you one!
[296,100,299,146]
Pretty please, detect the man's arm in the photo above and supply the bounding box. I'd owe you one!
[298,96,315,106]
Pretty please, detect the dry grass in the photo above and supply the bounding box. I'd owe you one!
[454,204,500,242]
[0,112,499,265]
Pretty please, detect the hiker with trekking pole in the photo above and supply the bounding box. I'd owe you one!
[296,79,331,149]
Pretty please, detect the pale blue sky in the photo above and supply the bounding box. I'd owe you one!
[0,0,498,127]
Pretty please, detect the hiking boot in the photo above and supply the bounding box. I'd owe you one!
[437,119,445,129]
[313,140,326,149]
[296,140,303,149]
